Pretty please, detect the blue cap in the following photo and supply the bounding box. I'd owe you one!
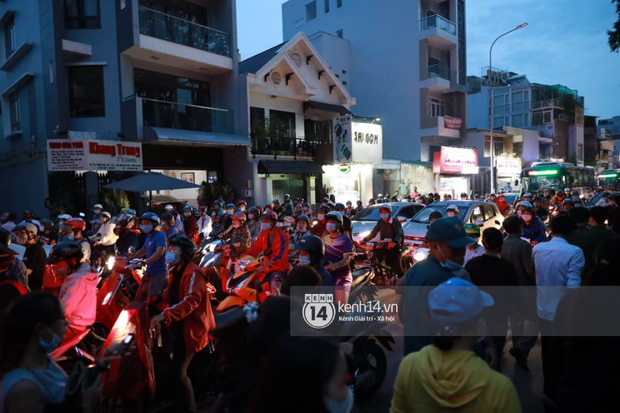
[428,278,494,324]
[427,217,477,248]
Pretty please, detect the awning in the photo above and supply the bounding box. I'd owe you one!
[259,160,324,175]
[144,126,250,147]
[304,100,352,115]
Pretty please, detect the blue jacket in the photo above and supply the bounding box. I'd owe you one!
[522,216,546,243]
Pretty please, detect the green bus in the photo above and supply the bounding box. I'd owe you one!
[521,162,596,193]
[597,169,620,189]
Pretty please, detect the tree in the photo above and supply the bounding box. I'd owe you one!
[609,0,620,52]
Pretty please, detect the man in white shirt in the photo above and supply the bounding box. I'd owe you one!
[196,206,212,241]
[532,215,584,402]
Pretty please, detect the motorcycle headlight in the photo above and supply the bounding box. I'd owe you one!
[106,256,116,271]
[413,250,429,262]
[358,230,371,240]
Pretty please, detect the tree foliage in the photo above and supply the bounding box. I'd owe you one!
[609,0,620,52]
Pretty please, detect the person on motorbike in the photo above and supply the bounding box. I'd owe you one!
[39,219,57,246]
[196,206,212,242]
[282,194,294,217]
[222,203,236,230]
[419,211,445,249]
[90,211,117,258]
[533,197,549,222]
[354,200,364,214]
[237,200,248,215]
[247,206,262,241]
[212,200,224,218]
[493,194,510,216]
[302,201,314,220]
[182,206,199,244]
[334,203,353,238]
[520,204,545,245]
[61,218,91,264]
[345,201,355,218]
[47,241,98,340]
[272,199,283,219]
[0,245,27,310]
[310,204,330,237]
[220,211,252,262]
[161,212,180,241]
[291,214,311,246]
[295,234,333,286]
[323,211,354,304]
[241,210,290,296]
[570,190,583,206]
[150,235,216,413]
[128,213,168,303]
[361,204,405,278]
[13,222,46,292]
[463,223,484,265]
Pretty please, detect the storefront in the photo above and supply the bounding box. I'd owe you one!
[400,162,435,197]
[496,156,522,193]
[432,146,479,197]
[322,116,382,203]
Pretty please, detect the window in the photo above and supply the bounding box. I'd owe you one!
[65,0,101,29]
[484,139,504,157]
[337,0,343,7]
[68,66,105,117]
[9,92,20,132]
[250,107,266,133]
[325,0,330,13]
[336,29,343,38]
[4,16,16,57]
[428,97,445,117]
[483,204,496,221]
[269,110,296,138]
[470,206,484,223]
[578,143,584,161]
[306,1,317,21]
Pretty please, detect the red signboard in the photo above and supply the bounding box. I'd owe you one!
[444,116,463,130]
[433,147,478,175]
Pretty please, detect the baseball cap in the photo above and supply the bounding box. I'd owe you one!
[427,217,477,248]
[463,223,480,236]
[429,278,494,324]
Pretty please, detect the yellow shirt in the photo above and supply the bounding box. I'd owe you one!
[390,345,521,413]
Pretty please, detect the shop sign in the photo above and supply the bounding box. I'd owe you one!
[351,121,383,166]
[444,116,462,130]
[433,147,478,175]
[47,139,143,172]
[333,115,353,163]
[339,163,351,174]
[496,157,521,174]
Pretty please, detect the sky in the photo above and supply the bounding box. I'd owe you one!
[236,0,620,119]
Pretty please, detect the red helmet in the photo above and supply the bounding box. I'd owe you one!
[65,217,86,231]
[232,211,247,222]
[259,210,278,222]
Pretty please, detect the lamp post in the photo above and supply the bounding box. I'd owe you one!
[489,22,527,193]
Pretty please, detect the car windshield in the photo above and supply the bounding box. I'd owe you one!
[352,205,397,221]
[412,205,469,223]
[522,175,565,193]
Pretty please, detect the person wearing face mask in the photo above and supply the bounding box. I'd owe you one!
[291,215,311,246]
[310,205,330,237]
[354,200,363,214]
[237,200,248,216]
[12,222,46,292]
[281,194,293,217]
[241,210,290,296]
[361,204,404,278]
[113,216,139,257]
[404,217,475,354]
[160,212,180,241]
[302,202,314,220]
[150,235,216,413]
[47,241,98,340]
[90,203,104,233]
[533,196,549,222]
[247,206,262,241]
[0,293,107,412]
[392,278,521,413]
[344,201,354,218]
[495,194,510,216]
[445,204,460,219]
[334,203,353,239]
[61,218,91,265]
[181,206,199,244]
[294,234,333,286]
[90,211,118,262]
[520,205,545,245]
[128,213,168,303]
[463,223,485,266]
[222,203,236,229]
[0,245,28,311]
[322,212,354,305]
[196,206,212,242]
[212,200,224,218]
[220,211,251,262]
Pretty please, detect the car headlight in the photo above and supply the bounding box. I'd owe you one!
[106,256,116,271]
[413,250,429,262]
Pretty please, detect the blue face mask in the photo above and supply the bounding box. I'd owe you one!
[40,327,62,353]
[323,387,354,413]
[326,223,338,233]
[380,213,390,221]
[140,224,153,234]
[165,251,179,265]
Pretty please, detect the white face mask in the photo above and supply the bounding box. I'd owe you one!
[261,222,272,231]
[248,214,255,220]
[516,210,523,217]
[318,213,325,220]
[302,207,309,211]
[298,255,311,265]
[326,223,338,233]
[183,212,191,217]
[240,206,246,212]
[297,224,307,233]
[380,213,390,221]
[522,214,532,222]
[447,211,457,218]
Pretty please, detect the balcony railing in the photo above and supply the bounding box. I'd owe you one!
[531,98,564,110]
[138,6,231,57]
[428,64,451,81]
[251,135,317,159]
[141,97,234,134]
[420,14,456,35]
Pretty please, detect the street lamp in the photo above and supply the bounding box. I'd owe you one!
[489,22,527,193]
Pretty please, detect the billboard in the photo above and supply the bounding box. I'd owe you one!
[433,146,479,175]
[47,139,143,172]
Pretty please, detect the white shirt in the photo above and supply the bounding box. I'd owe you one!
[463,243,485,266]
[0,221,16,232]
[94,221,117,246]
[533,236,584,321]
[174,217,185,234]
[197,215,212,237]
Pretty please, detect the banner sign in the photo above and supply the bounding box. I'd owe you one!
[444,116,462,130]
[433,146,478,175]
[47,139,143,172]
[496,157,521,174]
[351,121,383,165]
[333,115,353,163]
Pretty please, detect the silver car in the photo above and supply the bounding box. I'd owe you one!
[402,201,504,248]
[351,202,425,244]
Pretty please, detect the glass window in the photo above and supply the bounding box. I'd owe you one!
[428,97,445,117]
[68,66,105,117]
[483,204,496,220]
[134,69,211,106]
[325,0,330,13]
[269,110,296,138]
[306,1,317,21]
[512,114,524,127]
[470,206,484,223]
[65,0,101,29]
[4,16,16,57]
[9,92,20,132]
[337,0,343,7]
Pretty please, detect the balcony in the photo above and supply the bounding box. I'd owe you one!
[419,14,457,50]
[120,4,233,74]
[420,64,452,92]
[420,116,461,139]
[251,136,318,160]
[531,98,565,110]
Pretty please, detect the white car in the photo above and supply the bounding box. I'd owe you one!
[351,202,425,245]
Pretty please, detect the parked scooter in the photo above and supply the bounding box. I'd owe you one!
[216,257,271,312]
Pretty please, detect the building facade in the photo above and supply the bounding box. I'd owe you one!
[281,0,468,165]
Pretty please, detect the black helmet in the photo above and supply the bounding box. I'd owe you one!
[40,219,54,232]
[295,214,310,224]
[168,234,197,263]
[296,235,325,256]
[429,211,444,221]
[334,202,345,211]
[47,241,84,264]
[160,212,174,222]
[317,204,331,213]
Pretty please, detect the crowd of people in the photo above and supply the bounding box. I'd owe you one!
[0,184,619,412]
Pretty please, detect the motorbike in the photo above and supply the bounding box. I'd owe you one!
[348,266,377,304]
[361,241,410,286]
[216,257,271,312]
